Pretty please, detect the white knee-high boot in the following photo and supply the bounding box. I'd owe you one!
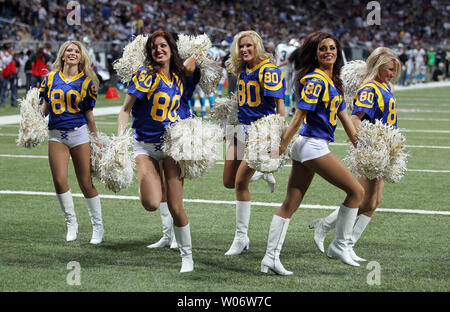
[261,215,293,275]
[327,205,360,267]
[174,223,194,273]
[349,214,372,262]
[57,190,78,242]
[309,207,339,253]
[86,195,104,244]
[147,202,177,249]
[225,201,251,256]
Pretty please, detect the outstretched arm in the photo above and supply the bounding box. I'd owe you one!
[279,108,306,155]
[117,94,137,135]
[275,97,285,117]
[85,109,98,137]
[338,110,358,148]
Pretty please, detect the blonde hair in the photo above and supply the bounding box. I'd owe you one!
[51,40,99,88]
[362,47,401,86]
[225,30,274,76]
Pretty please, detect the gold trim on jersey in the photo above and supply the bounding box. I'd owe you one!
[355,81,385,112]
[147,75,161,100]
[255,59,284,91]
[300,70,331,104]
[80,77,92,101]
[59,71,85,84]
[132,66,153,93]
[46,71,57,100]
[247,58,270,74]
[314,68,334,87]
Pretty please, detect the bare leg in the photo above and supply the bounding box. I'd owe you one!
[136,155,163,211]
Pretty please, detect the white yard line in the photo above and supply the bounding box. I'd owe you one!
[335,127,450,134]
[399,117,450,121]
[1,190,448,216]
[329,142,450,150]
[1,154,449,172]
[394,81,450,90]
[0,106,121,125]
[397,108,450,113]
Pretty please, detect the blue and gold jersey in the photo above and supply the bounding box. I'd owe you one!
[179,66,201,120]
[236,59,285,125]
[39,71,97,131]
[128,66,183,143]
[352,81,397,127]
[297,68,346,142]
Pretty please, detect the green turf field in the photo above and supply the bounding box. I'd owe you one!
[0,86,449,293]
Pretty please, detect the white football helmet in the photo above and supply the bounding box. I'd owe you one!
[289,39,300,47]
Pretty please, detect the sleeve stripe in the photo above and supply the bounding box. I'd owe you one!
[132,74,151,93]
[80,77,92,101]
[301,88,319,104]
[46,72,56,100]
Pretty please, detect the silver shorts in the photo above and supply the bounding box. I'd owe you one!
[291,136,331,163]
[133,140,168,161]
[48,124,90,149]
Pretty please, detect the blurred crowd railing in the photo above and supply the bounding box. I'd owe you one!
[0,40,125,54]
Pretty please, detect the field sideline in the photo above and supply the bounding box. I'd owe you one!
[0,85,449,294]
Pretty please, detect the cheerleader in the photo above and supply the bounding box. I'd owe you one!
[117,31,193,273]
[223,30,285,256]
[260,32,365,275]
[39,40,104,244]
[310,47,401,262]
[146,55,199,250]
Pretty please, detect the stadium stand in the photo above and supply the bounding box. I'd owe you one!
[0,0,448,91]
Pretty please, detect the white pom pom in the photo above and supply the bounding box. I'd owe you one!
[16,88,48,148]
[245,114,296,173]
[90,131,111,179]
[210,93,239,128]
[163,118,222,179]
[113,35,148,83]
[341,60,366,111]
[197,57,223,94]
[344,120,408,183]
[176,34,212,60]
[90,129,136,193]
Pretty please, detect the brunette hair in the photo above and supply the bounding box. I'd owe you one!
[294,32,344,95]
[144,30,185,81]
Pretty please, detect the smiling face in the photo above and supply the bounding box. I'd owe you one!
[376,60,396,84]
[63,43,81,66]
[151,35,171,65]
[239,36,258,66]
[316,38,337,69]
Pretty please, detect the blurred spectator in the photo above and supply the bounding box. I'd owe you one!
[426,47,436,81]
[0,0,448,86]
[106,40,122,88]
[30,46,50,88]
[24,50,32,88]
[0,44,18,107]
[398,47,408,86]
[432,62,446,81]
